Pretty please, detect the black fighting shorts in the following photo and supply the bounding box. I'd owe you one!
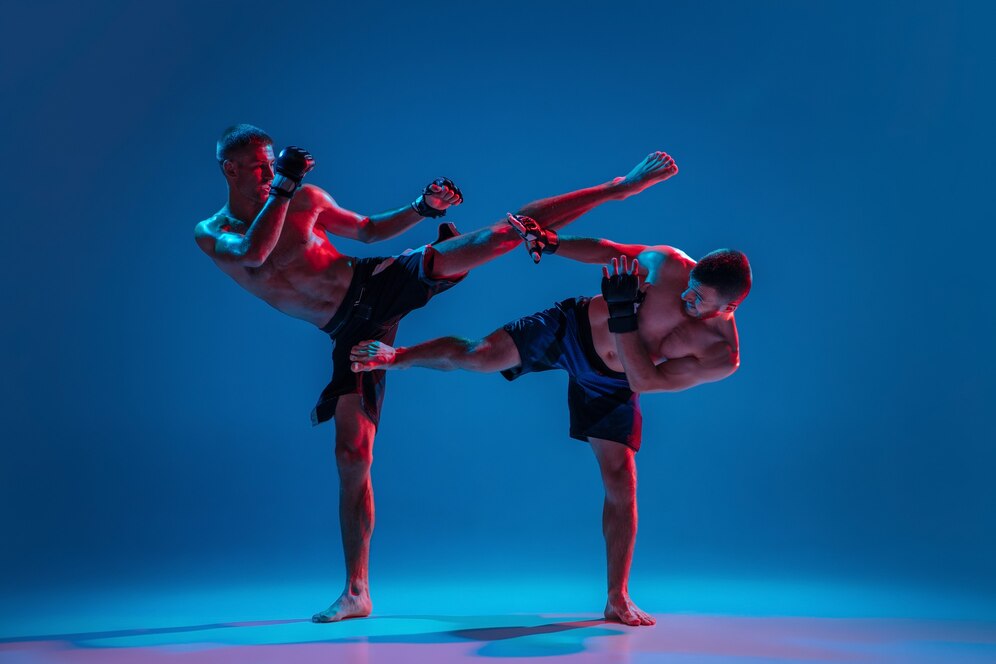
[311,245,465,426]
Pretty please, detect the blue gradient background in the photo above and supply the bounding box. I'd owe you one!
[2,0,993,617]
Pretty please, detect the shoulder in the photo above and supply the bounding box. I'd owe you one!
[193,211,236,255]
[639,245,694,283]
[194,212,225,240]
[294,183,337,210]
[639,245,694,269]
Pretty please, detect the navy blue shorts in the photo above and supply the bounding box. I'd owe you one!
[500,297,642,451]
[311,245,465,427]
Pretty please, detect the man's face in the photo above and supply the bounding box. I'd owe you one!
[681,277,728,319]
[224,142,275,204]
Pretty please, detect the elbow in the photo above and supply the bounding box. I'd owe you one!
[626,373,659,394]
[628,374,689,394]
[240,256,266,269]
[238,248,269,268]
[356,218,378,244]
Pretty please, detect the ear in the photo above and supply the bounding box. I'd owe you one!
[723,302,738,313]
[222,159,237,178]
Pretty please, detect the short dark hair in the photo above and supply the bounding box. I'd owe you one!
[216,124,272,163]
[691,249,752,302]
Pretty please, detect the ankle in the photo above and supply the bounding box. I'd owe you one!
[346,580,369,597]
[608,177,631,200]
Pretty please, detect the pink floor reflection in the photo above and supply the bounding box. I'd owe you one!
[2,612,995,663]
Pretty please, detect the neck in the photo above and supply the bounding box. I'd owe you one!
[225,190,265,224]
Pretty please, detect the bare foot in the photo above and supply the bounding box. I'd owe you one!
[312,590,372,623]
[350,340,397,372]
[605,594,656,626]
[617,151,678,196]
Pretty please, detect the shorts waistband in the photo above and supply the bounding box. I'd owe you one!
[320,258,379,336]
[574,297,628,380]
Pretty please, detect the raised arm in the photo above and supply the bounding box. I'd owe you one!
[503,215,688,278]
[557,238,690,282]
[556,236,650,266]
[601,256,738,393]
[308,178,463,244]
[194,146,315,267]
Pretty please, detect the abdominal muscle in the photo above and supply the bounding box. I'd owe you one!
[222,235,356,328]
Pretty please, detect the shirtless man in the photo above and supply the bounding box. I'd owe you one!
[194,124,679,622]
[350,238,752,626]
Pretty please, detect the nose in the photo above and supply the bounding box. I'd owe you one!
[681,288,694,302]
[262,162,275,180]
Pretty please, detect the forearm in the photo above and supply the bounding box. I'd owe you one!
[556,236,647,265]
[240,196,291,265]
[612,332,663,393]
[364,205,427,242]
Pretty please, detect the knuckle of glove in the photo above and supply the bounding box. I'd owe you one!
[276,146,315,180]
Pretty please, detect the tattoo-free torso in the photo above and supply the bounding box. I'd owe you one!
[199,193,355,328]
[588,258,738,373]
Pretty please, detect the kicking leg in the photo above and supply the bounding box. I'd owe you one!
[349,328,520,373]
[590,437,656,627]
[313,395,377,623]
[428,151,677,277]
[518,151,678,229]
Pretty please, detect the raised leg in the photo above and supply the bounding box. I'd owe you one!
[590,437,656,627]
[428,151,678,278]
[313,395,377,623]
[349,328,521,373]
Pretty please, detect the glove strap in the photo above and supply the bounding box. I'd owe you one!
[411,195,445,218]
[269,173,297,198]
[608,314,639,333]
[543,228,559,254]
[606,298,639,333]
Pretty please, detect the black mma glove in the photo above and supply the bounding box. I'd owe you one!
[601,265,641,333]
[411,177,463,218]
[506,213,559,263]
[270,146,316,198]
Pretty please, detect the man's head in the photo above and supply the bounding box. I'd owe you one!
[681,249,752,318]
[217,124,275,204]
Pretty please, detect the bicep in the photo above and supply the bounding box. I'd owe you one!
[307,186,370,241]
[603,240,649,262]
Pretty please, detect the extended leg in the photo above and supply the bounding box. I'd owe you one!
[590,437,656,626]
[428,152,677,277]
[313,395,377,623]
[350,328,521,373]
